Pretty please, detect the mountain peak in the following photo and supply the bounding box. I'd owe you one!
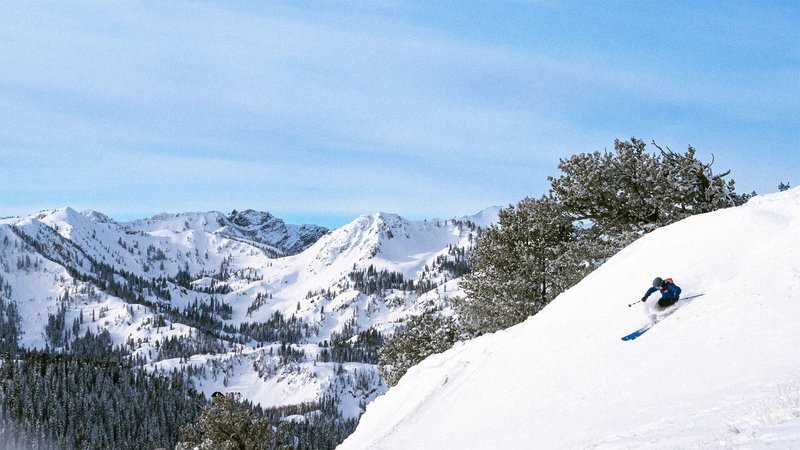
[31,207,97,233]
[458,206,500,228]
[80,209,116,224]
[227,209,278,228]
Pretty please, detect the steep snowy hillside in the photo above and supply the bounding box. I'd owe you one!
[340,189,800,449]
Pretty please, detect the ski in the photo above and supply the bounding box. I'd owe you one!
[621,326,650,341]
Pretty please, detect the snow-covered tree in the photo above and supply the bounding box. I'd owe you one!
[176,392,274,450]
[457,196,587,335]
[378,312,460,386]
[549,138,751,242]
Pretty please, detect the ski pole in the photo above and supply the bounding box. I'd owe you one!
[628,293,704,308]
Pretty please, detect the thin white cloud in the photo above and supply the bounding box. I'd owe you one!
[0,1,796,222]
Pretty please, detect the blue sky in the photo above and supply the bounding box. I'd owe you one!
[0,1,797,228]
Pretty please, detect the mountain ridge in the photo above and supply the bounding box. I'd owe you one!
[0,204,497,425]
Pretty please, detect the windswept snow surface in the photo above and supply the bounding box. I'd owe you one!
[340,188,800,449]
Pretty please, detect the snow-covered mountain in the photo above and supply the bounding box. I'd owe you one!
[339,188,800,448]
[0,206,497,421]
[126,209,328,257]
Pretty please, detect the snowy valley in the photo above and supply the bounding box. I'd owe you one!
[0,205,496,445]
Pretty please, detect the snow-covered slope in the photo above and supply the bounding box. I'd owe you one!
[340,188,800,449]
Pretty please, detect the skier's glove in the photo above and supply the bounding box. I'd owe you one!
[641,297,647,302]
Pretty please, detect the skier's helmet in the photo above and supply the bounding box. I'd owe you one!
[652,277,663,288]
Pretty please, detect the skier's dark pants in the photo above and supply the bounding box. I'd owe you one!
[658,297,678,309]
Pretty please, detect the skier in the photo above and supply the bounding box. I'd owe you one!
[641,277,681,309]
[622,277,687,340]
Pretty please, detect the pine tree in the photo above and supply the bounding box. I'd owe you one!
[176,393,275,450]
[378,312,460,386]
[549,138,751,242]
[457,196,584,335]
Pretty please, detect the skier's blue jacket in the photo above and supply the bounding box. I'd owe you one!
[644,280,682,300]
